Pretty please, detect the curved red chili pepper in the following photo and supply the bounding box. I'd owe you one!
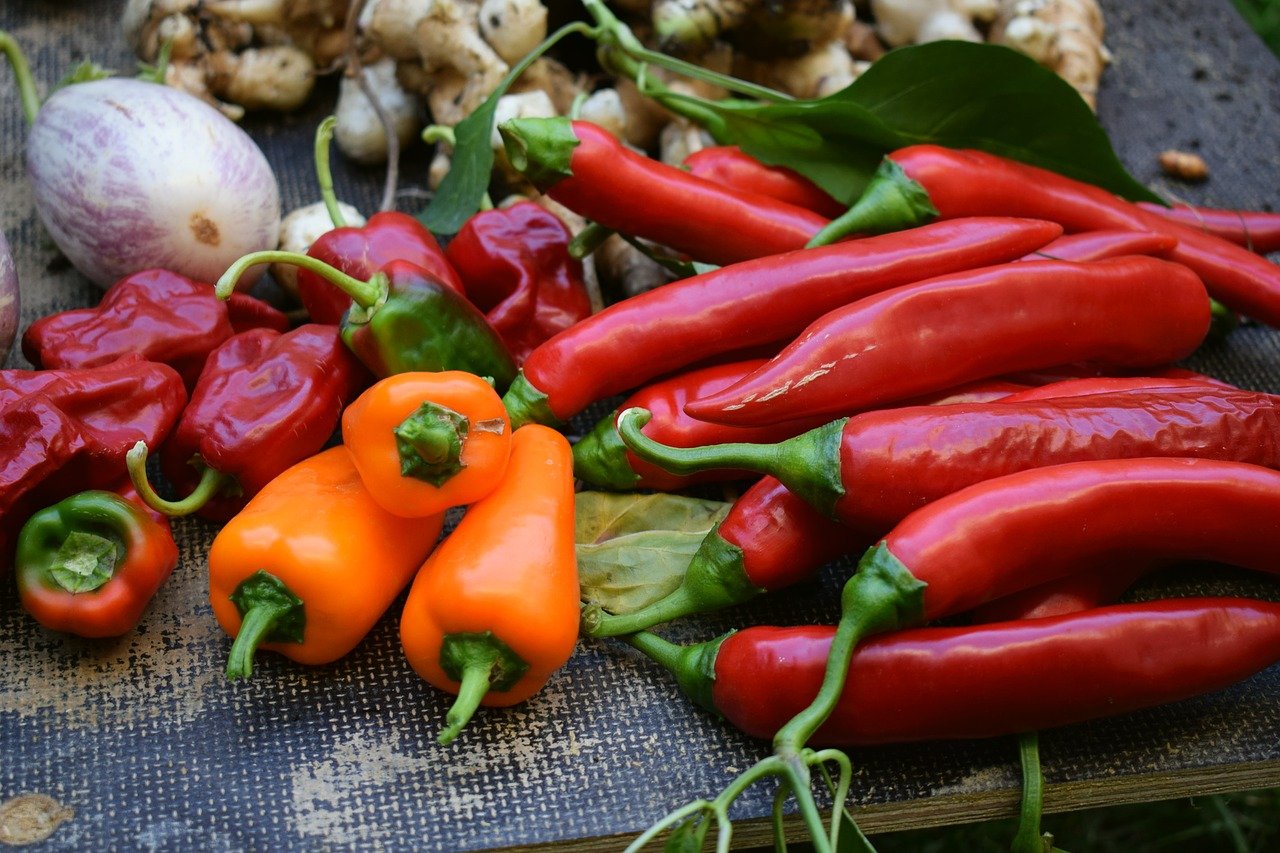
[297,211,464,325]
[682,146,847,219]
[826,145,1280,326]
[1019,229,1177,262]
[1136,201,1280,254]
[444,201,592,367]
[630,598,1280,746]
[503,217,1063,427]
[498,118,830,266]
[684,256,1210,427]
[967,559,1155,623]
[998,374,1231,402]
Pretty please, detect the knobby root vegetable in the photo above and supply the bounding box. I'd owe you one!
[478,0,548,64]
[871,0,999,45]
[990,0,1109,109]
[334,57,424,165]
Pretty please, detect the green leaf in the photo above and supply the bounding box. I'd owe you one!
[575,491,730,614]
[681,41,1159,205]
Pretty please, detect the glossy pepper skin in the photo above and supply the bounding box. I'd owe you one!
[583,476,870,637]
[498,118,830,266]
[444,201,593,367]
[685,256,1210,427]
[632,599,1280,746]
[621,384,1280,527]
[682,146,847,219]
[341,372,512,518]
[298,210,465,325]
[823,145,1280,326]
[1136,201,1280,254]
[208,446,445,677]
[139,325,369,521]
[502,217,1062,427]
[16,490,178,637]
[0,358,186,572]
[400,425,578,745]
[1019,229,1177,262]
[22,269,287,390]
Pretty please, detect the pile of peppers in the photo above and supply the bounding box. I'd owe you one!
[6,68,1280,853]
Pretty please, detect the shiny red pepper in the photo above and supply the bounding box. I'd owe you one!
[821,145,1280,326]
[682,145,847,219]
[1019,229,1177,262]
[21,269,287,390]
[684,256,1210,427]
[497,117,830,266]
[620,385,1280,528]
[1136,201,1280,254]
[128,325,370,521]
[444,201,593,367]
[967,559,1155,623]
[629,598,1280,746]
[297,211,465,325]
[0,358,186,572]
[501,217,1062,427]
[15,489,178,637]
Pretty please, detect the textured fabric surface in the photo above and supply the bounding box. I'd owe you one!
[1,1,1279,850]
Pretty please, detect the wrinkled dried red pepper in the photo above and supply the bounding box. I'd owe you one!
[444,201,593,367]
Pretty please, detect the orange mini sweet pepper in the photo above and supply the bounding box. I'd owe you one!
[208,446,445,678]
[400,424,579,744]
[341,371,511,517]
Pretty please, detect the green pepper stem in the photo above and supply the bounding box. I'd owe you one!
[806,158,939,247]
[213,250,387,308]
[439,653,498,746]
[771,542,927,757]
[502,372,562,430]
[437,632,530,745]
[126,441,231,517]
[616,408,848,518]
[568,222,613,259]
[226,603,286,680]
[314,115,348,229]
[395,401,469,487]
[1012,731,1054,853]
[0,30,42,125]
[422,124,457,146]
[621,629,727,715]
[226,570,306,680]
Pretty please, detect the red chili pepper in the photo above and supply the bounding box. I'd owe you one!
[297,211,465,325]
[1136,201,1280,254]
[15,489,178,637]
[1019,229,1177,262]
[582,475,871,637]
[21,269,287,390]
[998,374,1230,402]
[821,145,1280,326]
[128,325,370,521]
[619,384,1280,529]
[444,201,593,367]
[682,146,847,219]
[967,559,1155,623]
[502,217,1062,427]
[684,256,1210,427]
[629,598,1280,746]
[0,358,186,572]
[497,117,830,266]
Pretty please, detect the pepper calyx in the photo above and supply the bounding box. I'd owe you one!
[571,410,642,491]
[502,372,562,430]
[806,158,939,248]
[225,570,306,680]
[623,629,732,715]
[50,530,121,593]
[437,631,530,745]
[394,400,470,486]
[498,116,579,192]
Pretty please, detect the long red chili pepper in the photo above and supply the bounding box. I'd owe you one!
[967,559,1155,623]
[1019,229,1176,262]
[497,118,831,265]
[502,217,1062,427]
[619,384,1280,527]
[128,325,370,521]
[1136,201,1280,254]
[297,210,465,325]
[816,145,1280,326]
[682,145,847,218]
[684,256,1210,427]
[627,598,1280,746]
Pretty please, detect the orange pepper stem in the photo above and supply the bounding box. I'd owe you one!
[126,441,234,517]
[395,401,469,486]
[225,570,306,681]
[437,631,529,745]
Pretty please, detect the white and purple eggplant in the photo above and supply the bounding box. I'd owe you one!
[0,229,17,363]
[24,77,281,289]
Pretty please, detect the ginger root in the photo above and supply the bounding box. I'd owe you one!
[990,0,1109,109]
[871,0,998,46]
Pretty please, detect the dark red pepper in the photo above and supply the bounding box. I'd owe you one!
[1136,201,1280,254]
[0,358,186,573]
[682,145,847,219]
[967,559,1155,623]
[22,269,287,390]
[444,201,593,367]
[684,256,1210,427]
[818,145,1280,326]
[297,211,465,325]
[128,325,370,521]
[1019,229,1177,262]
[501,217,1063,427]
[497,117,830,266]
[629,598,1280,745]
